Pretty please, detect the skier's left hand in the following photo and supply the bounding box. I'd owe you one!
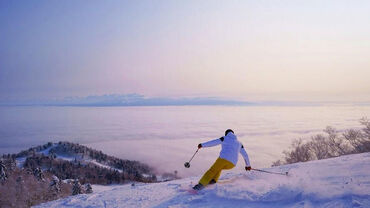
[245,166,252,171]
[198,143,202,149]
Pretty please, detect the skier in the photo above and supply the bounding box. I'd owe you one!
[193,129,251,190]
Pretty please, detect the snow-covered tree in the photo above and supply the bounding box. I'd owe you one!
[84,183,93,194]
[0,160,7,181]
[50,175,61,193]
[72,179,82,195]
[33,167,45,181]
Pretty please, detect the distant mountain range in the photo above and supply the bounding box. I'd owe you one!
[0,94,254,106]
[1,94,367,107]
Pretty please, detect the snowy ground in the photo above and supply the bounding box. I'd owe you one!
[34,153,370,208]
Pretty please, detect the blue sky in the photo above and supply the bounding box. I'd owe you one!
[1,0,370,103]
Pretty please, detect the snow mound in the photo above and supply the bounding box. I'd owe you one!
[34,153,370,208]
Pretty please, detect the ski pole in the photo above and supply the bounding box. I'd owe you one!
[184,148,199,168]
[251,168,288,176]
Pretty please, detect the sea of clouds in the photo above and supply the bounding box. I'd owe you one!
[0,105,369,177]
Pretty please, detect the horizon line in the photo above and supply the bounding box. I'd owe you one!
[0,94,369,107]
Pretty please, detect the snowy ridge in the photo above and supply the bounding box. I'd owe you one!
[7,142,160,187]
[34,152,370,208]
[14,143,98,169]
[13,142,154,178]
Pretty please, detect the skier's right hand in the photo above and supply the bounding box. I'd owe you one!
[245,166,252,171]
[198,143,202,149]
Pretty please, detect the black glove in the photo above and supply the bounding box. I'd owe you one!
[198,143,202,149]
[245,166,251,171]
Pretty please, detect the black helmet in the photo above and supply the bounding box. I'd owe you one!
[225,129,234,136]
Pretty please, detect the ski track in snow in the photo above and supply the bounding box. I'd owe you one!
[34,153,370,208]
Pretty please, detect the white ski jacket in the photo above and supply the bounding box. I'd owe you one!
[201,132,251,166]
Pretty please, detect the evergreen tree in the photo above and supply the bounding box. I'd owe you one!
[72,179,82,195]
[0,160,7,181]
[84,183,93,194]
[50,175,61,193]
[33,167,45,181]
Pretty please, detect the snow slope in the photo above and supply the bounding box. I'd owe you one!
[34,153,370,208]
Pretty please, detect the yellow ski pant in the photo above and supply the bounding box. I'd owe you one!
[199,157,235,186]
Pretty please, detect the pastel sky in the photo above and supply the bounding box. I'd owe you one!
[1,0,370,103]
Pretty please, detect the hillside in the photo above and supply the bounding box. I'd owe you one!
[0,142,178,207]
[34,152,370,208]
[2,142,160,184]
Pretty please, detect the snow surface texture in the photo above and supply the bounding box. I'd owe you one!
[34,153,370,208]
